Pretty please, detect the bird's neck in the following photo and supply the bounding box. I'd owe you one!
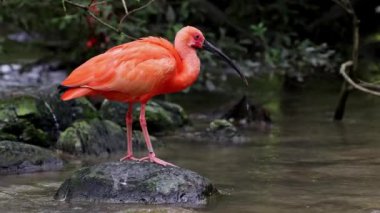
[169,41,200,92]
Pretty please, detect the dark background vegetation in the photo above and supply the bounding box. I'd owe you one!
[0,0,379,117]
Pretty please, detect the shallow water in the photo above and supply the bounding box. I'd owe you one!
[1,78,380,213]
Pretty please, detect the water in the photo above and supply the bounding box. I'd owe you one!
[1,78,380,213]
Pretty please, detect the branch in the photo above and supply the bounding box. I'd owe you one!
[121,0,128,14]
[64,0,136,40]
[118,0,154,30]
[358,80,380,91]
[340,61,380,96]
[331,0,354,15]
[88,0,96,7]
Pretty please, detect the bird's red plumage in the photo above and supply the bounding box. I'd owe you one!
[61,37,184,102]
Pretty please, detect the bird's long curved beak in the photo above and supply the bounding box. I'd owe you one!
[203,40,248,85]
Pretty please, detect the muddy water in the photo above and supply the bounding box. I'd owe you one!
[1,78,380,213]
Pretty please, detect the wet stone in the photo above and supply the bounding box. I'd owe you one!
[184,119,247,144]
[100,100,189,133]
[54,161,217,206]
[56,119,125,156]
[0,92,98,147]
[0,140,63,175]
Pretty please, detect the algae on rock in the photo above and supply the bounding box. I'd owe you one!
[0,140,63,175]
[56,119,125,156]
[0,92,99,147]
[55,161,217,205]
[100,100,189,133]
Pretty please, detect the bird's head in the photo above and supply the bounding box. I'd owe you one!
[176,26,248,85]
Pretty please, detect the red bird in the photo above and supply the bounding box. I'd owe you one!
[60,26,247,166]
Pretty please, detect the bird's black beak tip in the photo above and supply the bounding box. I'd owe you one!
[203,40,248,86]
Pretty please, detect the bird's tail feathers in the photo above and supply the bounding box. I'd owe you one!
[61,87,94,101]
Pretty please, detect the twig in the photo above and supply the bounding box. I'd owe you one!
[88,0,96,7]
[63,0,136,40]
[128,0,154,16]
[118,0,155,30]
[339,61,380,96]
[91,0,111,6]
[331,0,354,14]
[121,0,128,14]
[62,0,67,14]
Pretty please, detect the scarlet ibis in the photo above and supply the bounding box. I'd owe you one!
[59,26,247,166]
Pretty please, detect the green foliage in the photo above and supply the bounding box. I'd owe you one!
[250,22,267,40]
[0,0,361,85]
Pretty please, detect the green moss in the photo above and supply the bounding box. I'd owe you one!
[100,100,189,133]
[0,96,39,122]
[74,98,98,119]
[56,120,90,154]
[21,124,49,147]
[138,102,174,130]
[56,119,125,155]
[209,119,234,131]
[0,132,17,141]
[0,119,49,147]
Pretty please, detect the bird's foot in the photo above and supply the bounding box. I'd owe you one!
[139,152,177,167]
[119,153,138,161]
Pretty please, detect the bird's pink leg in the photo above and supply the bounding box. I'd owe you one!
[120,103,138,161]
[138,103,176,167]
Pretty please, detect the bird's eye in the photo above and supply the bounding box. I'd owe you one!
[194,35,200,40]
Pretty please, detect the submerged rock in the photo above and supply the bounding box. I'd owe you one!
[100,100,189,133]
[0,140,63,175]
[184,119,247,144]
[56,119,125,156]
[55,161,217,206]
[223,95,271,125]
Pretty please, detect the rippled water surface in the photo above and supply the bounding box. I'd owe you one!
[1,79,380,213]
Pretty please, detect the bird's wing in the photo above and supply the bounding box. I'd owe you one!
[61,37,181,96]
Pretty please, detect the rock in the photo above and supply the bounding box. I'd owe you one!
[37,89,99,132]
[56,119,125,156]
[209,119,236,132]
[0,92,98,147]
[55,161,217,206]
[183,119,247,144]
[110,207,195,213]
[100,100,189,133]
[0,96,49,147]
[155,100,189,127]
[0,119,50,147]
[131,130,162,151]
[0,140,63,175]
[206,119,244,143]
[223,95,271,125]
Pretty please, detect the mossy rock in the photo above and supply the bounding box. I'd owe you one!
[183,119,247,144]
[0,96,39,125]
[131,130,162,151]
[209,119,236,131]
[100,100,189,133]
[0,140,63,175]
[56,119,125,156]
[55,161,217,205]
[37,89,99,132]
[0,90,98,147]
[0,96,50,147]
[155,100,189,127]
